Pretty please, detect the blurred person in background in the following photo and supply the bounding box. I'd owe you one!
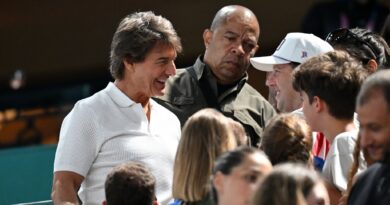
[253,163,330,205]
[260,113,313,167]
[348,69,390,205]
[103,162,158,205]
[171,108,237,205]
[212,146,272,205]
[326,27,390,73]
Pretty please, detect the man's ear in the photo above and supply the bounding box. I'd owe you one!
[313,96,325,113]
[203,29,213,49]
[367,59,378,73]
[123,58,134,72]
[213,171,225,195]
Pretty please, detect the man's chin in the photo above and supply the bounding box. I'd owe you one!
[153,89,165,97]
[367,149,384,163]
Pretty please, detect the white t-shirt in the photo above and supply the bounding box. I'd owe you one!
[292,108,361,171]
[54,82,181,205]
[322,130,366,191]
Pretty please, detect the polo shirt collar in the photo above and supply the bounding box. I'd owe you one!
[105,82,136,107]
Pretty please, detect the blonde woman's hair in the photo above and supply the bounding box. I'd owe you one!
[227,118,248,146]
[172,108,237,202]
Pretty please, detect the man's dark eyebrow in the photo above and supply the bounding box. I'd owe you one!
[155,56,176,62]
[224,31,239,36]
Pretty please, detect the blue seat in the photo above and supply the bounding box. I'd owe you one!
[0,144,57,204]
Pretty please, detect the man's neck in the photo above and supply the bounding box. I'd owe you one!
[322,117,356,144]
[114,80,150,108]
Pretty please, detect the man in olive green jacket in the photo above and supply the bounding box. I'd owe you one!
[155,5,276,145]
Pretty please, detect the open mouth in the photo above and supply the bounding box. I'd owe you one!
[156,79,166,84]
[155,79,167,89]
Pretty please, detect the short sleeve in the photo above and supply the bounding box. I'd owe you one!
[53,102,102,177]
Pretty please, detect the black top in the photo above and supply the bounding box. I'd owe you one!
[348,162,390,205]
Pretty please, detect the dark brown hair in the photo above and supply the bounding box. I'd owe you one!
[109,11,182,80]
[293,50,368,120]
[105,162,155,205]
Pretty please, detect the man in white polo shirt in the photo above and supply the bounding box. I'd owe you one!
[52,12,182,205]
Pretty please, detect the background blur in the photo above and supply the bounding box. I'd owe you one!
[0,0,389,148]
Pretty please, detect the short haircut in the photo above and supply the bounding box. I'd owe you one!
[356,69,390,111]
[253,163,323,205]
[172,108,236,202]
[209,5,258,35]
[105,162,155,205]
[293,50,368,120]
[261,114,312,165]
[109,11,182,80]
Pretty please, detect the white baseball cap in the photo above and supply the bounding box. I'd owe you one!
[250,33,333,72]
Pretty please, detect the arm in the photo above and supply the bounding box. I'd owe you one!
[52,171,84,205]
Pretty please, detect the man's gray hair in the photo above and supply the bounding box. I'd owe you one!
[109,11,182,80]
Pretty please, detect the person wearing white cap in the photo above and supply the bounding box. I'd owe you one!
[251,33,333,173]
[250,32,333,113]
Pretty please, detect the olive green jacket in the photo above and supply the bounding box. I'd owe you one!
[154,56,276,145]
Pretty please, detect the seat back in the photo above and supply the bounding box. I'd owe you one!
[0,144,56,204]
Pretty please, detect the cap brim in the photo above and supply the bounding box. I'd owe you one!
[250,56,291,72]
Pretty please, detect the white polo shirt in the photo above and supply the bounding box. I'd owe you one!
[54,82,181,205]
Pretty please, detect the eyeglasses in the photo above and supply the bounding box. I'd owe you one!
[325,28,379,61]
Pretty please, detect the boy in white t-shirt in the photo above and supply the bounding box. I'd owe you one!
[292,50,368,204]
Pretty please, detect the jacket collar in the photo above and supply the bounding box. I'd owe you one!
[193,55,248,92]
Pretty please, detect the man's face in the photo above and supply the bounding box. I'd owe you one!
[357,90,390,162]
[203,12,259,85]
[271,64,302,112]
[265,71,278,109]
[126,43,177,98]
[302,91,320,132]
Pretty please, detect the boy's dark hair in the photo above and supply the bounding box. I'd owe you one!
[105,162,156,205]
[293,50,368,120]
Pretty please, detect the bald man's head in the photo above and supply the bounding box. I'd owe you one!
[210,5,260,37]
[203,5,260,85]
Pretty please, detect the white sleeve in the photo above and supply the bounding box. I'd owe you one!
[53,102,101,177]
[322,137,355,192]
